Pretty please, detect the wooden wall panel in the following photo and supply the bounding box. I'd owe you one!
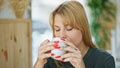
[0,19,32,68]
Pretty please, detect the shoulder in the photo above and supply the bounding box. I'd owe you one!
[91,48,115,68]
[92,48,111,56]
[92,48,114,59]
[84,47,114,60]
[90,48,114,61]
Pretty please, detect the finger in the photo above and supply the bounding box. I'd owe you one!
[39,42,54,51]
[61,53,82,59]
[40,39,50,47]
[64,40,77,49]
[39,53,51,59]
[61,46,80,53]
[63,57,76,62]
[39,42,54,54]
[39,45,54,54]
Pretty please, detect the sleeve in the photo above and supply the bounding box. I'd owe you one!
[43,58,56,68]
[43,58,51,68]
[44,62,50,68]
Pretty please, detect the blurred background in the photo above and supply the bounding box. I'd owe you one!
[32,0,120,68]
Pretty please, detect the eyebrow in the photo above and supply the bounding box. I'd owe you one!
[56,24,73,28]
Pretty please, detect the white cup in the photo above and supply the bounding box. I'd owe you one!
[51,37,67,60]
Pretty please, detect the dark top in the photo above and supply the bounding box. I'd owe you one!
[44,48,115,68]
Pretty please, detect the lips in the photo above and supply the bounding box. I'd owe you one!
[61,37,65,41]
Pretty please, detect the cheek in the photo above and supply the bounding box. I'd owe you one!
[68,31,82,46]
[54,32,61,37]
[73,34,82,46]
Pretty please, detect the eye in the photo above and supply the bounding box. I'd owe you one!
[54,27,60,32]
[66,26,73,31]
[55,29,60,32]
[66,28,73,31]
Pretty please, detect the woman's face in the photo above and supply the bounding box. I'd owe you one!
[54,15,83,46]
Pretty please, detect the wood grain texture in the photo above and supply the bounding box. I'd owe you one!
[0,19,32,68]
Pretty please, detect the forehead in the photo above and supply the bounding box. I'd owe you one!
[54,15,63,24]
[54,14,72,27]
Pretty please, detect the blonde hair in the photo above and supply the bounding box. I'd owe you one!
[50,1,97,48]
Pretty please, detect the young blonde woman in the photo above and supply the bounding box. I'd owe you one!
[34,1,115,68]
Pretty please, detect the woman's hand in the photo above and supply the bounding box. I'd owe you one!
[61,40,85,68]
[34,39,54,68]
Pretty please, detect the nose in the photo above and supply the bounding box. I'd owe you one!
[59,30,66,38]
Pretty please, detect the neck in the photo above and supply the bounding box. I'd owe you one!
[77,42,90,57]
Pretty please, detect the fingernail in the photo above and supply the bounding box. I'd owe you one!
[51,53,54,56]
[55,56,61,58]
[60,58,64,62]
